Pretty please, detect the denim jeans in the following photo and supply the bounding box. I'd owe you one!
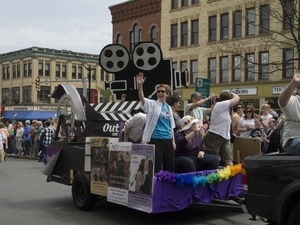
[283,137,300,156]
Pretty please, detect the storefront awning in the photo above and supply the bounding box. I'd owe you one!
[3,110,57,121]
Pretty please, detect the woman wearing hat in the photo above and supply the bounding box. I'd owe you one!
[174,116,219,173]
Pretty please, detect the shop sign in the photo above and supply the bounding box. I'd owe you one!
[222,87,257,95]
[272,86,286,94]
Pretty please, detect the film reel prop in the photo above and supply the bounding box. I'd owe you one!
[132,42,162,71]
[98,44,130,73]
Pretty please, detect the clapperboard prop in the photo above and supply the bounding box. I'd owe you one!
[85,100,140,138]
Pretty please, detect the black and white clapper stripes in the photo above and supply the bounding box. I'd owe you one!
[90,101,141,121]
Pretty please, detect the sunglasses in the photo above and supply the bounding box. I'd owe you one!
[157,90,166,93]
[246,111,252,113]
[237,106,243,109]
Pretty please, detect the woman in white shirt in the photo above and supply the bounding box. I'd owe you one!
[237,108,255,137]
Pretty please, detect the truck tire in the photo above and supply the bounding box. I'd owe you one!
[287,202,300,225]
[72,172,96,210]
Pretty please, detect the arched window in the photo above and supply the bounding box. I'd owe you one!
[151,26,157,42]
[130,23,141,51]
[116,34,122,44]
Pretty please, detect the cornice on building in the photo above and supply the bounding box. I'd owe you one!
[110,0,161,23]
[0,46,99,64]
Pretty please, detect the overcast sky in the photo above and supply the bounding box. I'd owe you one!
[0,0,125,54]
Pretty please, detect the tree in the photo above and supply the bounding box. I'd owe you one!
[212,0,299,80]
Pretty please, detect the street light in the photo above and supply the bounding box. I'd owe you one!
[63,49,92,103]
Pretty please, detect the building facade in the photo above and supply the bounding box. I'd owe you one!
[161,0,297,113]
[111,0,298,114]
[0,47,103,120]
[110,0,161,51]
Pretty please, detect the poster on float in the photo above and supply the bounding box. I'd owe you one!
[107,141,132,206]
[128,144,155,213]
[89,137,110,196]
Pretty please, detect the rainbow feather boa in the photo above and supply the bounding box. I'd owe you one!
[155,164,243,188]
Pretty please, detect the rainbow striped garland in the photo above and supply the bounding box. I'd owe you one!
[155,164,243,188]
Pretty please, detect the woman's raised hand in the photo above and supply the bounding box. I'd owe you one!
[136,72,146,85]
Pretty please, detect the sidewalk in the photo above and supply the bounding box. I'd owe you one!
[5,153,38,160]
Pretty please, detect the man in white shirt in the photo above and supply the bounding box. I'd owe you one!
[123,112,146,143]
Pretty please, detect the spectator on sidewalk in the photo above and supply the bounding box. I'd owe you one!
[15,122,24,157]
[23,120,31,157]
[40,121,55,164]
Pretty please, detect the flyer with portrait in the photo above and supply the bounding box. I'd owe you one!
[89,137,110,196]
[107,141,132,206]
[128,144,155,213]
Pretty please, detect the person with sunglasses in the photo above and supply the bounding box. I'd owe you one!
[137,72,176,173]
[237,107,255,137]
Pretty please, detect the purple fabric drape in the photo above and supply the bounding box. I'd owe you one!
[152,172,243,213]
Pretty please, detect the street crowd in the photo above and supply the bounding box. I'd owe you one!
[0,117,56,164]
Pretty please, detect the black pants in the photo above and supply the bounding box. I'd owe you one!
[149,138,174,173]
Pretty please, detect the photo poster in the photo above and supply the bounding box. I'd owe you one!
[107,141,132,206]
[128,144,155,213]
[90,137,110,196]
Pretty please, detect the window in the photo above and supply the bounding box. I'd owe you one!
[246,8,255,36]
[28,63,32,77]
[91,68,96,81]
[39,86,51,103]
[151,26,157,42]
[56,64,60,78]
[260,5,270,34]
[171,0,178,9]
[12,87,20,104]
[209,16,217,41]
[130,24,141,52]
[22,86,31,103]
[208,58,216,84]
[221,13,229,40]
[172,62,178,71]
[181,22,188,46]
[2,88,10,104]
[190,60,198,85]
[171,24,178,48]
[2,65,9,80]
[181,0,188,7]
[259,52,269,80]
[283,49,294,78]
[245,53,255,81]
[78,66,82,79]
[116,34,122,44]
[38,62,43,76]
[13,64,17,79]
[232,55,241,82]
[62,64,66,78]
[23,62,28,77]
[45,63,50,76]
[283,0,294,30]
[180,61,187,72]
[220,56,228,82]
[192,0,199,4]
[233,10,242,38]
[17,65,20,78]
[191,19,199,45]
[72,65,76,79]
